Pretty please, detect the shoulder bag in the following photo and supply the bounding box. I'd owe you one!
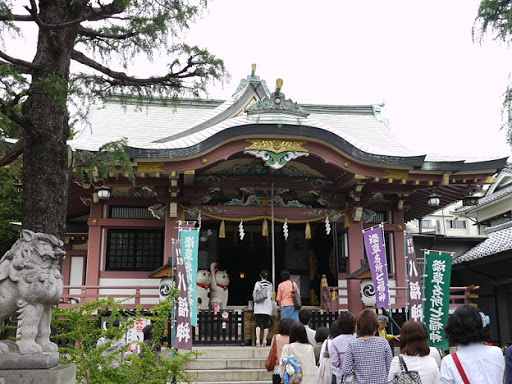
[452,353,471,384]
[265,334,278,372]
[253,282,268,303]
[317,339,332,384]
[391,355,422,384]
[291,281,302,310]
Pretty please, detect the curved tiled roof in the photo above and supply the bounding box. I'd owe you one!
[452,221,512,264]
[67,73,508,172]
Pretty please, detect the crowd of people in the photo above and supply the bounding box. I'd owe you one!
[253,269,510,384]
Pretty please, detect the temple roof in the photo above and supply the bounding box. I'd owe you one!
[68,69,508,172]
[453,221,512,264]
[454,168,512,215]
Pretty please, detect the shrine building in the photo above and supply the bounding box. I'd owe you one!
[64,66,507,316]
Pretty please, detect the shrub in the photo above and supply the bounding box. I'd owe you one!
[52,297,196,384]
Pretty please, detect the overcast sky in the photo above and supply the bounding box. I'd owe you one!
[7,1,512,159]
[180,0,512,159]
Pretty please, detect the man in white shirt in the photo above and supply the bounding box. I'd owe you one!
[299,309,316,345]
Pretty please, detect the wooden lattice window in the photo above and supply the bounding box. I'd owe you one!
[106,229,163,271]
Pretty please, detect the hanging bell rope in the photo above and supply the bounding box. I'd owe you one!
[179,204,349,224]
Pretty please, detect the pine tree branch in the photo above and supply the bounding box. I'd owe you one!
[78,26,137,40]
[0,49,38,71]
[0,60,33,75]
[71,49,202,87]
[0,137,24,167]
[0,14,34,22]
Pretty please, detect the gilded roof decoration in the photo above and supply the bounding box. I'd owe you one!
[245,139,308,154]
[246,79,309,117]
[137,162,165,173]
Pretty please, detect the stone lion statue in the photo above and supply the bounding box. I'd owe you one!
[0,229,65,354]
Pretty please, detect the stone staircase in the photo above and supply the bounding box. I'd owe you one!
[180,346,272,384]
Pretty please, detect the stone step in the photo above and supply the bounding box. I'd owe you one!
[186,368,271,382]
[184,358,266,370]
[172,346,273,384]
[180,382,271,384]
[187,346,270,360]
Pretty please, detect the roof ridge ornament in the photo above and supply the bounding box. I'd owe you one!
[246,78,310,117]
[233,63,271,96]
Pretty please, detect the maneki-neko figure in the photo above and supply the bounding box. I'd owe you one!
[209,262,229,310]
[196,269,211,310]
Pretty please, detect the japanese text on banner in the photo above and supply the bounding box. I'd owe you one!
[406,233,424,322]
[180,228,199,327]
[173,240,192,350]
[362,225,390,308]
[423,250,452,350]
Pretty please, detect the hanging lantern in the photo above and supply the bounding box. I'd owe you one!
[325,216,331,235]
[283,219,289,240]
[219,220,226,238]
[305,222,312,240]
[262,218,269,237]
[239,220,245,240]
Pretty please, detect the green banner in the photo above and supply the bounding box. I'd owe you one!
[423,250,453,350]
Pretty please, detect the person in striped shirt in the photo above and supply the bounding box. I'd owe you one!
[341,309,393,384]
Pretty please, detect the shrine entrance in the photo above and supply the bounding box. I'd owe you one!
[198,222,341,306]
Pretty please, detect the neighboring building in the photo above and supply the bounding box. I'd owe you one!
[452,167,512,346]
[409,201,480,237]
[63,67,507,316]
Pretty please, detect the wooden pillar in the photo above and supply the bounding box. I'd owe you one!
[347,220,364,316]
[85,201,103,289]
[164,204,179,264]
[393,209,406,307]
[62,242,72,285]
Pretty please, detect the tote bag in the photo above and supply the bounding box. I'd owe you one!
[317,340,332,384]
[291,281,302,310]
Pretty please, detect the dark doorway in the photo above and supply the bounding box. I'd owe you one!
[217,224,285,305]
[198,222,341,306]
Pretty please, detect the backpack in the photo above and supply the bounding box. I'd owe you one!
[281,355,303,384]
[253,283,268,303]
[391,355,422,384]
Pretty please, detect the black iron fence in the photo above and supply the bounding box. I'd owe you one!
[311,310,342,330]
[187,309,343,346]
[192,309,245,345]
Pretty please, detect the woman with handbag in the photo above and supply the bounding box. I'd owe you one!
[387,320,439,384]
[253,269,273,347]
[276,269,300,322]
[340,309,393,383]
[439,305,504,383]
[266,318,295,384]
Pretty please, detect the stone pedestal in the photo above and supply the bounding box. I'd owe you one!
[0,364,76,384]
[0,352,60,370]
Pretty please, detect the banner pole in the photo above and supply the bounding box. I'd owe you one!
[271,180,275,292]
[170,238,176,350]
[404,230,409,322]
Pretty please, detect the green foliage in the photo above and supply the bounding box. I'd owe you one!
[0,167,21,255]
[475,0,512,43]
[52,297,197,384]
[475,0,512,144]
[72,138,135,185]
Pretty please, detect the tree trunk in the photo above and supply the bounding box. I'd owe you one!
[21,1,81,240]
